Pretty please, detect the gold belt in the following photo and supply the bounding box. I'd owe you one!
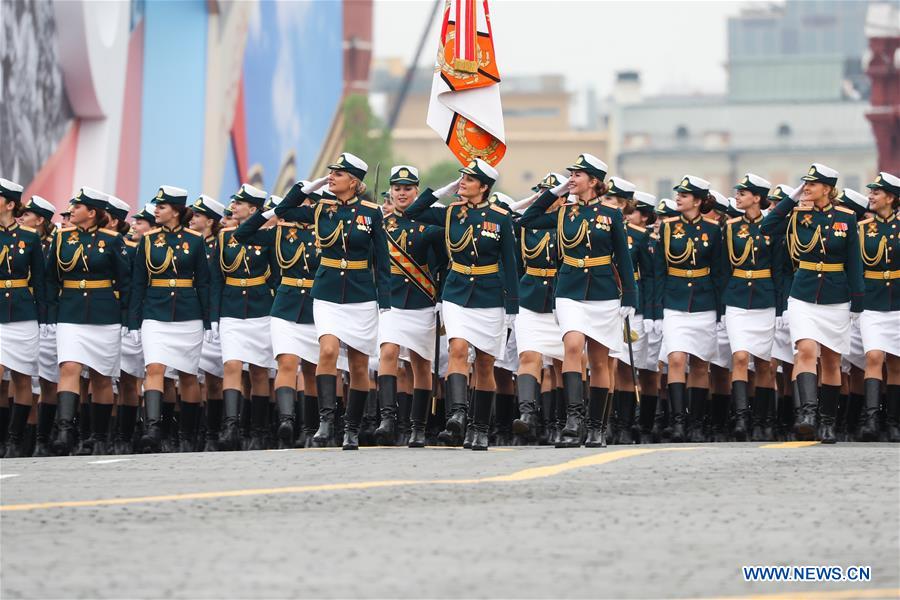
[864,269,900,281]
[667,266,710,278]
[225,275,268,287]
[798,261,843,273]
[525,266,557,277]
[62,279,113,289]
[450,261,499,276]
[280,277,314,288]
[732,268,772,280]
[562,255,611,268]
[320,257,368,270]
[1,279,29,289]
[150,278,194,288]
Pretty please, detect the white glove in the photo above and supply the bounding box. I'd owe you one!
[379,307,390,314]
[550,176,570,197]
[790,182,804,201]
[850,312,860,323]
[204,328,215,343]
[130,329,141,344]
[715,320,726,332]
[653,320,663,335]
[775,316,783,329]
[120,326,129,338]
[210,322,220,341]
[618,306,636,322]
[643,318,654,333]
[433,177,462,199]
[504,313,516,330]
[40,324,49,338]
[434,301,442,315]
[301,176,329,194]
[262,208,277,219]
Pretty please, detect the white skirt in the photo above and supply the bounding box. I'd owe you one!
[119,328,144,378]
[271,317,320,365]
[199,335,224,378]
[0,320,39,376]
[788,298,850,356]
[220,316,274,368]
[644,318,662,372]
[57,323,121,377]
[442,300,505,359]
[610,316,648,370]
[378,307,436,362]
[495,327,519,372]
[514,307,565,363]
[860,310,900,357]
[662,309,717,362]
[555,298,623,355]
[315,299,379,358]
[772,310,794,364]
[842,317,865,371]
[725,306,775,361]
[142,319,203,375]
[711,322,732,369]
[38,329,59,382]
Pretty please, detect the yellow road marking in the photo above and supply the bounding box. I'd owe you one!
[705,587,899,599]
[760,441,820,449]
[0,447,700,513]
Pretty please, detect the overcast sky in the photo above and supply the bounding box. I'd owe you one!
[373,0,747,98]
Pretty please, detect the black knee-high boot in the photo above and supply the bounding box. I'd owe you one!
[274,387,296,448]
[585,387,609,448]
[859,378,882,442]
[617,391,636,445]
[557,372,584,448]
[470,390,493,451]
[512,374,540,440]
[687,388,708,443]
[438,373,468,446]
[301,394,318,447]
[313,375,336,447]
[218,389,241,450]
[204,398,223,451]
[52,392,79,455]
[817,384,839,444]
[3,403,31,458]
[342,389,367,450]
[638,394,657,443]
[90,403,113,456]
[668,383,686,443]
[408,388,430,447]
[33,402,57,457]
[755,388,776,441]
[886,385,900,443]
[374,375,397,446]
[116,405,138,455]
[794,373,818,440]
[178,402,200,452]
[141,390,164,453]
[494,393,514,445]
[732,381,750,441]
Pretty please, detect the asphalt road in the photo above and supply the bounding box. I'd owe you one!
[1,442,898,599]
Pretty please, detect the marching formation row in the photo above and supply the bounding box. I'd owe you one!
[0,153,897,458]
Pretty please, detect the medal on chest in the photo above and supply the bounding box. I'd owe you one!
[17,240,25,254]
[457,206,469,224]
[737,224,750,239]
[356,214,372,232]
[595,214,611,231]
[672,222,686,239]
[866,222,879,238]
[832,222,847,237]
[97,239,106,253]
[287,227,298,243]
[68,232,80,245]
[800,213,813,227]
[568,206,580,222]
[182,241,190,255]
[481,221,499,240]
[153,233,166,248]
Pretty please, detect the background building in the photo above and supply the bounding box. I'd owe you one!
[609,0,879,197]
[1,0,366,214]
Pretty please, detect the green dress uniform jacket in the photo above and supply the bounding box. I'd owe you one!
[761,198,865,312]
[721,214,777,310]
[517,225,558,314]
[46,226,131,325]
[406,189,519,314]
[233,211,320,324]
[857,213,899,312]
[210,226,278,321]
[0,223,46,324]
[625,223,654,317]
[518,190,637,308]
[275,185,391,310]
[128,225,211,329]
[652,214,724,314]
[383,209,446,310]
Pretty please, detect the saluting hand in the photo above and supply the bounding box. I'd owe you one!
[550,176,570,197]
[302,176,329,194]
[433,177,462,199]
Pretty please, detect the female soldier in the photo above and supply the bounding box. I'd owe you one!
[652,175,723,443]
[372,165,445,447]
[0,181,47,457]
[129,186,210,453]
[273,153,390,450]
[189,195,226,451]
[18,196,57,457]
[857,172,900,441]
[724,174,777,441]
[509,174,566,443]
[47,187,130,455]
[520,154,637,448]
[233,183,322,449]
[604,177,648,445]
[405,158,519,451]
[211,184,277,451]
[761,163,864,443]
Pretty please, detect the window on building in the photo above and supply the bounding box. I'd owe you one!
[656,178,673,201]
[675,125,689,140]
[777,123,792,138]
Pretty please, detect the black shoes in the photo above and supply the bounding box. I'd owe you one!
[557,372,584,448]
[313,375,337,447]
[374,375,398,446]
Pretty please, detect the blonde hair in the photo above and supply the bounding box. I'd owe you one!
[349,176,367,197]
